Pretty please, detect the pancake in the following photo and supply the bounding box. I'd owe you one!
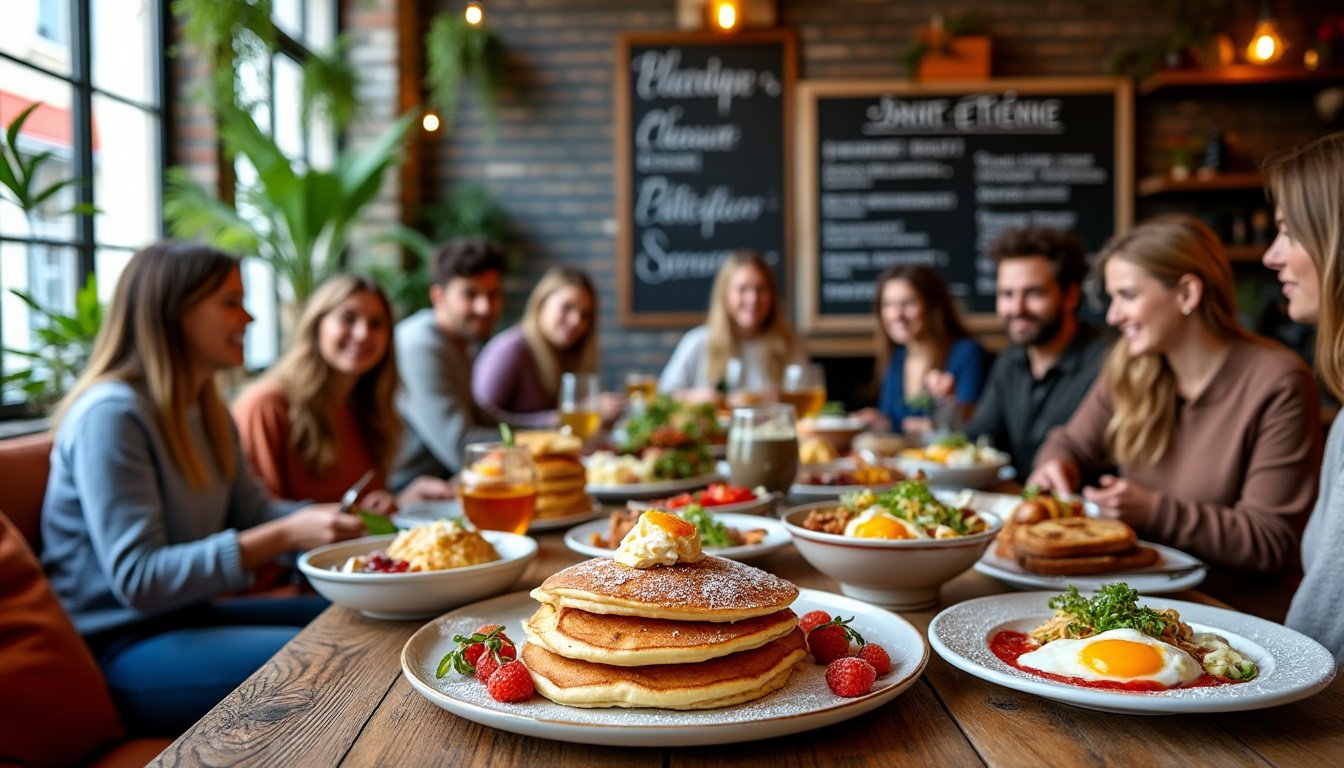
[536,489,591,512]
[522,629,806,709]
[524,603,798,665]
[536,457,586,482]
[531,556,799,622]
[538,475,587,496]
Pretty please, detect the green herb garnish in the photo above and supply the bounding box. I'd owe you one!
[930,432,970,449]
[437,626,513,678]
[499,423,515,447]
[677,503,733,548]
[873,480,970,535]
[819,401,846,416]
[356,509,400,535]
[1048,583,1169,639]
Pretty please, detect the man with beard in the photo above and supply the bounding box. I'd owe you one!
[391,238,508,488]
[959,226,1112,479]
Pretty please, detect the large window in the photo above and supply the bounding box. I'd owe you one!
[0,0,164,416]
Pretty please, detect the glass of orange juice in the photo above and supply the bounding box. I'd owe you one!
[780,363,826,419]
[460,443,539,534]
[560,372,602,442]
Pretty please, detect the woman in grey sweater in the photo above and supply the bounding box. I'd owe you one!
[1266,132,1344,663]
[40,242,366,733]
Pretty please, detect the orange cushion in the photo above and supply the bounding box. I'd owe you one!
[0,510,125,767]
[0,433,54,549]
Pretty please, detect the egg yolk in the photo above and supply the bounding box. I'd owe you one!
[1080,639,1163,678]
[853,516,912,539]
[645,510,696,538]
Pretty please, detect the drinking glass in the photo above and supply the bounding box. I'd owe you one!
[560,372,602,441]
[624,372,658,403]
[780,363,827,419]
[726,403,799,494]
[460,443,539,534]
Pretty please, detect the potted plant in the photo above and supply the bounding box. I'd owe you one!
[424,11,509,138]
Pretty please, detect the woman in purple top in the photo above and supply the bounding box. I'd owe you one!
[473,266,618,427]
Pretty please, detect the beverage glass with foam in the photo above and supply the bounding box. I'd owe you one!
[727,403,799,494]
[461,442,539,534]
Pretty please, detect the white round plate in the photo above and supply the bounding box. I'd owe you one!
[975,539,1207,594]
[586,472,723,502]
[629,491,775,517]
[894,458,1011,489]
[788,481,900,501]
[562,513,790,563]
[401,588,928,746]
[929,591,1336,715]
[393,500,605,533]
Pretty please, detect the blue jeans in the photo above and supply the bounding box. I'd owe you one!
[95,596,328,735]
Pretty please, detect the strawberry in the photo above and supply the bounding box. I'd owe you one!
[825,657,877,697]
[806,616,865,665]
[859,643,892,677]
[436,625,517,678]
[476,653,503,683]
[487,661,535,703]
[799,610,832,635]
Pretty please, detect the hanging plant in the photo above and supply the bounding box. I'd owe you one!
[424,13,508,138]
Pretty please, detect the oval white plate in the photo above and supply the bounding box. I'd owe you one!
[562,513,790,563]
[929,591,1336,715]
[629,491,775,517]
[402,587,928,746]
[585,472,723,502]
[975,539,1207,594]
[393,500,605,533]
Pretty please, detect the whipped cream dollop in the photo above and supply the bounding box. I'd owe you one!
[613,510,704,568]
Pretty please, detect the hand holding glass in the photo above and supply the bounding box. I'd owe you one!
[460,443,538,534]
[560,372,602,441]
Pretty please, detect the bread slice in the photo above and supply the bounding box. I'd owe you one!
[1017,545,1160,576]
[1012,517,1136,557]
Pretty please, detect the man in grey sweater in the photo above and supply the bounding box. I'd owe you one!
[391,239,508,489]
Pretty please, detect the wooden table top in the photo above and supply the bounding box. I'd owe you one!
[148,531,1344,767]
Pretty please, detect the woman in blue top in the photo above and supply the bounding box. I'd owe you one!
[868,265,986,435]
[41,242,367,734]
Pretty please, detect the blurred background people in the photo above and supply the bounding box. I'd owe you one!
[1028,215,1322,579]
[1266,132,1344,660]
[233,274,452,511]
[659,250,806,404]
[959,227,1112,479]
[40,242,365,734]
[472,266,622,428]
[861,264,985,436]
[392,238,507,489]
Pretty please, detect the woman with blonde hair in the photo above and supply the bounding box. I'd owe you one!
[1263,132,1344,660]
[1029,214,1321,575]
[40,242,366,733]
[659,250,806,400]
[233,274,452,507]
[472,265,620,426]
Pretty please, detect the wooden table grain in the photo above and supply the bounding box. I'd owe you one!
[148,532,1344,767]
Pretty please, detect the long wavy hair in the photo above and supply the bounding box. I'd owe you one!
[257,274,401,476]
[54,242,239,489]
[520,266,599,403]
[872,264,970,379]
[705,251,799,387]
[1264,131,1344,399]
[1098,215,1254,466]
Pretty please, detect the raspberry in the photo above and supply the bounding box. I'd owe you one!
[487,661,535,703]
[806,616,865,665]
[859,643,891,677]
[825,657,877,697]
[799,610,831,634]
[476,653,502,683]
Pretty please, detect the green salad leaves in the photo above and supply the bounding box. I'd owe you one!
[1048,583,1169,639]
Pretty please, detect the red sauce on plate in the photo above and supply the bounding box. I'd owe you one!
[989,631,1234,692]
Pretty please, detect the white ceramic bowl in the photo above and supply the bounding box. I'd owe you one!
[781,501,1001,610]
[796,416,866,454]
[893,456,1011,489]
[298,531,537,620]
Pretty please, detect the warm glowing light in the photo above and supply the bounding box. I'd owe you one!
[1244,1,1284,66]
[712,1,738,31]
[465,1,484,26]
[1305,49,1320,70]
[422,112,441,132]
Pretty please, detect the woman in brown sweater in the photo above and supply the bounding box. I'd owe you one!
[1028,215,1322,574]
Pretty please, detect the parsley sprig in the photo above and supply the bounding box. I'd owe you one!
[436,625,514,678]
[1048,583,1169,639]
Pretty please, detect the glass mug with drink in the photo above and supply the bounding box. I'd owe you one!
[779,363,826,419]
[726,403,799,495]
[560,372,602,442]
[460,442,539,534]
[624,372,658,403]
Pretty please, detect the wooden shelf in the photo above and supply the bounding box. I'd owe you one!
[1139,65,1344,96]
[1137,171,1264,197]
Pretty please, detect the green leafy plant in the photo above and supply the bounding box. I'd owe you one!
[0,102,98,225]
[424,13,508,137]
[1,274,102,414]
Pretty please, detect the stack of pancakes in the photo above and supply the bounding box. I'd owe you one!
[1012,517,1159,575]
[516,430,592,520]
[523,556,806,709]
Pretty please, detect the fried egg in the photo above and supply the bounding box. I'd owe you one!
[843,506,926,540]
[1016,628,1202,687]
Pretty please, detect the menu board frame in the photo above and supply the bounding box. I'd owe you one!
[796,77,1133,334]
[615,30,796,327]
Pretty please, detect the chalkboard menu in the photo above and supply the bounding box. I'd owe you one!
[796,78,1133,332]
[616,31,795,326]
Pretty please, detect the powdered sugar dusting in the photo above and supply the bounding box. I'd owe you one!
[540,556,797,613]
